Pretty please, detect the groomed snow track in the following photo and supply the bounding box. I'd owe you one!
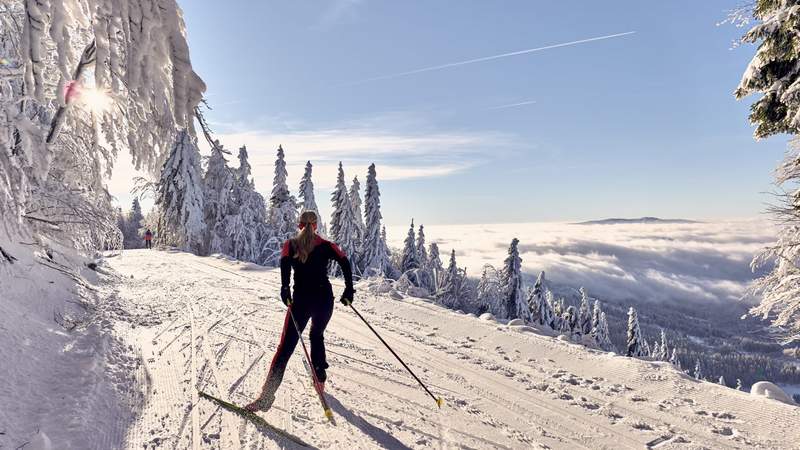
[107,249,800,449]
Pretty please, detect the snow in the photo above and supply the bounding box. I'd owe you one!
[750,381,797,406]
[4,248,800,449]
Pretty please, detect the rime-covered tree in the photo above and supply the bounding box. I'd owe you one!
[436,250,464,309]
[227,147,271,264]
[546,291,562,330]
[154,130,206,253]
[416,224,428,268]
[626,307,645,357]
[656,329,669,362]
[400,219,419,273]
[329,162,359,274]
[381,225,397,278]
[298,161,319,215]
[527,271,553,327]
[238,146,253,183]
[477,264,502,316]
[592,311,615,352]
[718,376,727,387]
[349,176,365,241]
[123,198,145,249]
[736,378,744,391]
[736,2,800,341]
[360,163,389,277]
[578,288,592,335]
[561,306,578,336]
[499,238,528,321]
[643,339,653,359]
[428,242,443,288]
[268,146,298,239]
[694,360,704,381]
[202,142,235,254]
[669,348,681,369]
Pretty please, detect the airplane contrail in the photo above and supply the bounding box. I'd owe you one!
[342,31,636,86]
[488,100,537,110]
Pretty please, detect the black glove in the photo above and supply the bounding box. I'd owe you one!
[280,286,292,306]
[340,286,355,306]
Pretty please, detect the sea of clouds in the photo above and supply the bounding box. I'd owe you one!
[386,219,777,305]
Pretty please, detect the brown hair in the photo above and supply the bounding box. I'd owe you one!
[291,210,318,263]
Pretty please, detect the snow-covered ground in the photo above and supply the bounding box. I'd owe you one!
[4,247,798,449]
[25,248,791,449]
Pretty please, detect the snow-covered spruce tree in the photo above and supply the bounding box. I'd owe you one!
[626,307,646,357]
[228,146,271,264]
[527,271,552,326]
[735,2,800,341]
[202,141,235,255]
[329,162,360,275]
[477,264,502,316]
[124,198,145,249]
[592,311,615,352]
[154,130,206,253]
[578,287,592,335]
[694,360,704,381]
[642,339,653,359]
[546,291,562,330]
[436,249,464,309]
[656,329,669,361]
[298,161,326,235]
[360,163,390,277]
[416,224,429,268]
[349,176,365,241]
[428,242,443,287]
[718,376,727,387]
[499,238,528,321]
[561,306,578,336]
[381,225,398,278]
[400,219,419,273]
[670,348,681,369]
[268,145,299,239]
[736,378,744,391]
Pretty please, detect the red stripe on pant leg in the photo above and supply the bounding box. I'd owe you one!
[268,308,293,372]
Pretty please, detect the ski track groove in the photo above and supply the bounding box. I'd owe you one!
[108,251,800,450]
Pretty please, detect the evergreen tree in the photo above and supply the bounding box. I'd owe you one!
[736,2,800,340]
[381,225,396,277]
[116,207,128,248]
[329,162,360,274]
[694,360,704,381]
[499,238,527,321]
[298,161,323,232]
[561,306,577,335]
[527,271,548,326]
[361,163,389,277]
[718,376,727,387]
[154,130,206,254]
[428,242,443,289]
[656,329,669,361]
[400,219,419,273]
[736,378,744,391]
[591,299,602,333]
[202,142,235,255]
[228,148,271,264]
[416,224,428,268]
[349,176,365,241]
[578,287,592,335]
[124,198,145,249]
[669,348,681,369]
[238,145,252,184]
[547,291,562,330]
[592,311,615,352]
[626,307,645,357]
[268,145,299,239]
[477,264,502,316]
[436,249,464,308]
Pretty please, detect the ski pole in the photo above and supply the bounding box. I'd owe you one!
[347,303,443,408]
[287,304,334,421]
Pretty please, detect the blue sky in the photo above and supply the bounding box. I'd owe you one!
[112,0,788,226]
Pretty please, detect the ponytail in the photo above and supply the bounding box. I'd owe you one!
[292,211,318,263]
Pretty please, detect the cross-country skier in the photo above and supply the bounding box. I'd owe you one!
[245,210,355,412]
[144,229,153,249]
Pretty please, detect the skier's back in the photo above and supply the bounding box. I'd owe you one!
[245,210,354,412]
[144,229,153,249]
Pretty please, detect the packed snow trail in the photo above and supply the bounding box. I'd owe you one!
[107,249,800,449]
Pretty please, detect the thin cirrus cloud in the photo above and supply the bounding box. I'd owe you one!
[488,100,537,111]
[341,31,636,86]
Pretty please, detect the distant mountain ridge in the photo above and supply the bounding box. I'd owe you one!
[574,217,700,225]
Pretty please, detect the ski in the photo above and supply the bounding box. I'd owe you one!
[198,391,312,448]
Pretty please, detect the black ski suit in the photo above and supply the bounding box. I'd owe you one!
[259,236,353,400]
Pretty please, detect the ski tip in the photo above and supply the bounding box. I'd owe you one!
[324,408,333,419]
[436,397,444,408]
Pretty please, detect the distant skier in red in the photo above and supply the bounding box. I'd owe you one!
[245,211,354,412]
[144,229,153,249]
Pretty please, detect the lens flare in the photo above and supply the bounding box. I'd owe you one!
[0,58,10,67]
[79,87,113,114]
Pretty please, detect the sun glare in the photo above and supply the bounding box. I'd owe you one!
[79,86,113,115]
